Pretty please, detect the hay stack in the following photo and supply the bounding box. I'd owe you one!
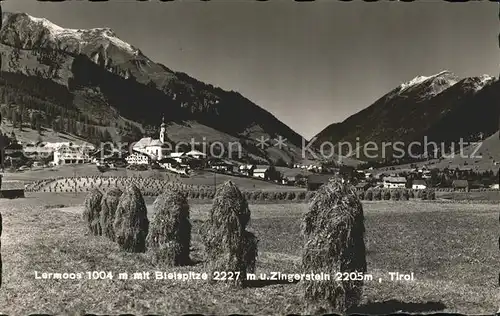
[0,212,2,288]
[82,188,104,236]
[301,178,366,313]
[147,189,191,266]
[202,180,257,286]
[114,184,149,253]
[100,187,123,241]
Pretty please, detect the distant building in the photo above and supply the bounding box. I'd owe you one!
[355,182,371,191]
[452,180,469,191]
[168,152,187,164]
[412,179,427,190]
[490,183,499,190]
[211,160,236,173]
[239,164,255,176]
[253,166,270,179]
[383,176,407,189]
[53,145,92,165]
[133,116,170,160]
[185,150,207,160]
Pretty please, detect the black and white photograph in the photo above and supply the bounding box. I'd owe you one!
[0,0,498,314]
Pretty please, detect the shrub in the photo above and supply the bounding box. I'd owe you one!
[420,189,428,200]
[382,189,391,200]
[297,191,306,200]
[113,184,149,253]
[401,189,409,201]
[286,191,296,200]
[301,178,366,313]
[427,189,436,200]
[147,189,191,266]
[372,189,381,201]
[83,188,104,236]
[390,189,401,201]
[364,189,373,201]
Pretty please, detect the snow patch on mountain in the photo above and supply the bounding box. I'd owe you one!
[475,74,495,91]
[398,70,457,92]
[390,70,460,100]
[28,15,138,55]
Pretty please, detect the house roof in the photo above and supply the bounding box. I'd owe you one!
[452,180,469,187]
[134,137,153,148]
[148,139,164,147]
[253,168,269,173]
[307,174,335,184]
[186,150,206,157]
[383,176,406,183]
[168,152,186,158]
[134,138,167,148]
[412,180,427,186]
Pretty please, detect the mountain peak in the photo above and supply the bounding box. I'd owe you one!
[2,12,139,56]
[394,70,460,100]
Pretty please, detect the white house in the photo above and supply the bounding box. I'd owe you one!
[253,166,270,179]
[167,152,187,164]
[125,152,150,165]
[133,117,170,160]
[412,179,427,190]
[383,176,407,189]
[53,145,92,165]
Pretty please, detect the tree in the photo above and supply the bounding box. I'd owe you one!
[12,110,18,128]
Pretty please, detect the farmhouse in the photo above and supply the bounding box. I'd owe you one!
[452,180,469,191]
[238,164,255,176]
[307,174,335,191]
[253,166,270,179]
[157,157,177,169]
[133,116,170,160]
[383,176,407,189]
[167,152,189,163]
[412,179,427,190]
[210,159,236,173]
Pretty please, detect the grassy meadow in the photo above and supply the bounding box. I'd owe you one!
[0,193,496,314]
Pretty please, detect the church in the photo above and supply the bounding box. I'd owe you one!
[132,116,170,161]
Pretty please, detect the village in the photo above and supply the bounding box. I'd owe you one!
[1,117,497,193]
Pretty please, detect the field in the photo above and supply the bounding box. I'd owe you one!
[3,165,303,192]
[0,193,496,314]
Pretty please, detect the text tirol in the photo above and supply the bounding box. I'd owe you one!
[388,272,414,281]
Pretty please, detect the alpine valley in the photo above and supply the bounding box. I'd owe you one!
[0,12,311,165]
[314,70,500,164]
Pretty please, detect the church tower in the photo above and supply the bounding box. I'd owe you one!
[159,115,166,144]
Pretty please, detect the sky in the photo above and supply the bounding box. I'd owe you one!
[3,0,499,139]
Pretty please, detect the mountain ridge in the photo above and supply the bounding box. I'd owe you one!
[0,12,319,165]
[314,70,499,162]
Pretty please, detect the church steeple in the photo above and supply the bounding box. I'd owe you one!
[159,115,166,144]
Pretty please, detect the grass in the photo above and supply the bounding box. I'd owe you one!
[0,195,496,314]
[436,190,500,201]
